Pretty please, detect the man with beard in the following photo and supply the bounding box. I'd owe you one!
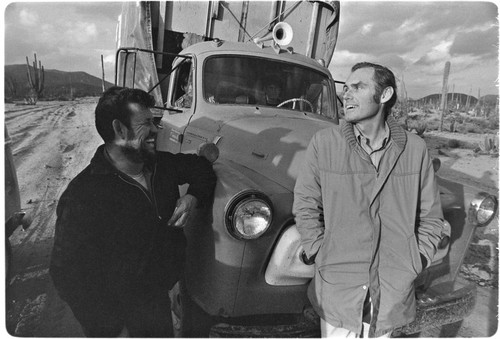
[50,87,217,337]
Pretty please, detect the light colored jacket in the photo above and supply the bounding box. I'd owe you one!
[293,116,447,336]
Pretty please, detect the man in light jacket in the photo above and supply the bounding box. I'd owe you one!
[293,62,448,338]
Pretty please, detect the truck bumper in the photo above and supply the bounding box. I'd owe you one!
[209,308,320,338]
[209,284,476,337]
[394,283,477,336]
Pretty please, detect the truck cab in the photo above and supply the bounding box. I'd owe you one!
[156,41,338,156]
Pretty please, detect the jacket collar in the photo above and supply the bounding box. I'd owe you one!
[341,114,407,151]
[89,144,156,176]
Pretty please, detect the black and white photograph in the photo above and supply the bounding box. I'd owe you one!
[4,1,498,337]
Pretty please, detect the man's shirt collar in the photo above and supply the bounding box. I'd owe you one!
[353,122,391,153]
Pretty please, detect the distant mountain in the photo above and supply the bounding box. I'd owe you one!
[4,64,114,101]
[411,93,498,107]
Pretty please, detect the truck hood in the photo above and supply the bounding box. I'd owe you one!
[217,112,334,191]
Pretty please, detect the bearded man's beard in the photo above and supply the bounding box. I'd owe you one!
[122,132,156,163]
[121,143,155,163]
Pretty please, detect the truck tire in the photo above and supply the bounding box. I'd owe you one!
[171,279,214,337]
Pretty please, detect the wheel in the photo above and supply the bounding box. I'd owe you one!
[277,98,313,111]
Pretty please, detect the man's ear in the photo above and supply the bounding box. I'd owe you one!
[380,86,394,104]
[112,119,127,140]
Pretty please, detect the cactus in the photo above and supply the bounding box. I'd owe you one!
[439,61,451,131]
[25,53,45,104]
[484,136,493,152]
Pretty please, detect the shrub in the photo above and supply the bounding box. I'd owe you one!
[448,139,461,148]
[406,119,416,130]
[455,124,467,134]
[488,112,499,130]
[465,116,494,131]
[466,125,480,134]
[415,121,427,136]
[405,117,428,135]
[425,118,440,131]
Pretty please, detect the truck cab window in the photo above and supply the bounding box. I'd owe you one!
[203,56,334,118]
[174,61,193,108]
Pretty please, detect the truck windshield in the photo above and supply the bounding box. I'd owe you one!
[203,56,334,118]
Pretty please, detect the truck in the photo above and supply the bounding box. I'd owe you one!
[114,1,498,337]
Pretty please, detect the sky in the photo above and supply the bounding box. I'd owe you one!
[329,1,499,99]
[4,2,123,86]
[3,1,499,99]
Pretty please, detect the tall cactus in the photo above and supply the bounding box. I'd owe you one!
[25,53,45,104]
[439,61,450,132]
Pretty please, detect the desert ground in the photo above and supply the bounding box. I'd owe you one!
[4,98,499,337]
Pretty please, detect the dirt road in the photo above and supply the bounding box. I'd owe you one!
[5,99,101,336]
[4,99,499,336]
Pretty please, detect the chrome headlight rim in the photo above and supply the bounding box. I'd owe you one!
[469,192,498,227]
[224,190,273,240]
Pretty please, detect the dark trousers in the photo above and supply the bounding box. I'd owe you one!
[66,292,173,337]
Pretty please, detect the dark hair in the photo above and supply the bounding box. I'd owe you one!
[351,62,397,116]
[95,86,156,142]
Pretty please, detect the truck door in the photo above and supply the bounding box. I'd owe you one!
[178,57,219,155]
[180,118,219,155]
[156,59,196,154]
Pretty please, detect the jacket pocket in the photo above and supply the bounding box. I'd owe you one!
[379,266,417,293]
[318,264,367,286]
[378,234,421,292]
[407,233,423,274]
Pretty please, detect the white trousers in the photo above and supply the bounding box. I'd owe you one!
[320,297,391,338]
[320,319,391,338]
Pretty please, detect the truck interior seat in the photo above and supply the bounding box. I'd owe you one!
[215,81,235,103]
[306,84,322,102]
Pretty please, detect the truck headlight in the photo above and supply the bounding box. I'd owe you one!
[225,190,273,240]
[469,193,498,227]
